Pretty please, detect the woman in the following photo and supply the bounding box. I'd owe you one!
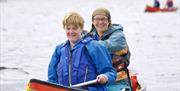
[48,12,116,91]
[86,8,132,91]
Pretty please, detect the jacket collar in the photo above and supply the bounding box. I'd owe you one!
[92,24,123,39]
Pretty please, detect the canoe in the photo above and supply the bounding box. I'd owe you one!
[161,8,177,12]
[26,75,146,91]
[26,79,87,91]
[144,5,160,12]
[145,5,177,12]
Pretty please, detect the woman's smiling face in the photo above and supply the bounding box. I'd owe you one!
[92,15,110,34]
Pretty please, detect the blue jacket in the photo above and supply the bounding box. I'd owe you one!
[48,37,116,91]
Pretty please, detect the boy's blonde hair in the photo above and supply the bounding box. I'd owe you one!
[63,12,84,29]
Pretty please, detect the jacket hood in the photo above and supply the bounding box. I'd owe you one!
[100,24,123,38]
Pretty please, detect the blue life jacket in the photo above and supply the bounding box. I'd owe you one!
[56,37,97,87]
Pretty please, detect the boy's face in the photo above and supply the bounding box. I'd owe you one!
[64,25,82,44]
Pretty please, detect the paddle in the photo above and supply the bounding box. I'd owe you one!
[72,79,97,87]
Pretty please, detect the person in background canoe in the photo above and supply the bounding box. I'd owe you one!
[154,0,160,8]
[48,12,116,91]
[165,0,174,8]
[84,8,135,91]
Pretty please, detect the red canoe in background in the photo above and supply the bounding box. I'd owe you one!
[145,5,177,12]
[145,5,161,12]
[160,8,177,12]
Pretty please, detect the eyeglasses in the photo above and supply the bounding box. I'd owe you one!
[93,17,108,22]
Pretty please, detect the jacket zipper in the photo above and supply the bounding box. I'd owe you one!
[84,65,88,82]
[69,51,72,87]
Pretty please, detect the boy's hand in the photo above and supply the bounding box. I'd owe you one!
[96,74,108,84]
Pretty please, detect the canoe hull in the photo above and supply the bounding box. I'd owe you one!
[145,5,160,12]
[26,79,86,91]
[145,5,177,12]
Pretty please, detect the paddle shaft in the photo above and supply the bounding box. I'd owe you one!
[72,79,97,87]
